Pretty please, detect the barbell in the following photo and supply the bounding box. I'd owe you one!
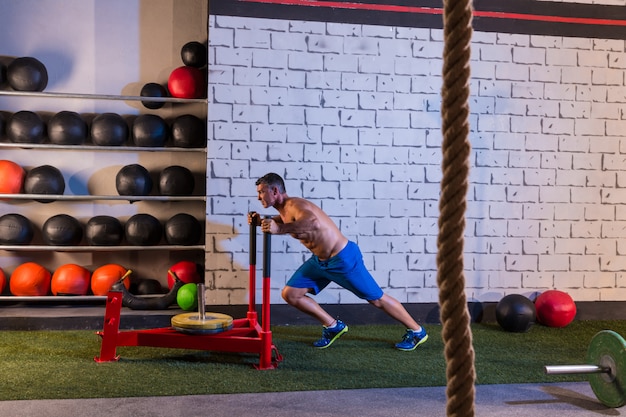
[544,330,626,408]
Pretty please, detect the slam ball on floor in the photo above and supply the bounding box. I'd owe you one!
[496,294,536,333]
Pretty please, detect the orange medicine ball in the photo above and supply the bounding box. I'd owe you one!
[51,264,91,296]
[91,264,130,296]
[0,160,25,194]
[10,262,51,296]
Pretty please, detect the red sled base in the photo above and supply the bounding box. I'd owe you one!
[94,291,282,370]
[95,217,282,370]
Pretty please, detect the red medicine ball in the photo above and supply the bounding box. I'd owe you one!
[91,264,130,296]
[51,264,91,296]
[167,66,206,99]
[167,260,201,289]
[0,267,5,294]
[10,262,51,296]
[0,160,25,194]
[535,290,577,328]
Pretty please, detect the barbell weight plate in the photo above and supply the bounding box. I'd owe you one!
[171,312,234,335]
[587,330,626,408]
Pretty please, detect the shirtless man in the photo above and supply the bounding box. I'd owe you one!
[250,173,428,351]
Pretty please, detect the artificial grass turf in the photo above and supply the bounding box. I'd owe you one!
[0,320,624,401]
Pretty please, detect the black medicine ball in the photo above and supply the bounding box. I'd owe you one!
[495,294,536,333]
[159,166,194,196]
[7,111,45,144]
[7,56,48,92]
[125,213,162,246]
[85,215,124,246]
[165,213,202,245]
[91,113,128,146]
[115,164,153,196]
[132,114,169,147]
[140,83,168,110]
[0,62,6,86]
[133,278,164,295]
[181,41,207,68]
[171,114,206,148]
[24,165,65,203]
[48,111,88,145]
[0,213,34,245]
[42,214,83,246]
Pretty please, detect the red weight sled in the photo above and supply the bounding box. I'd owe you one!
[95,213,282,370]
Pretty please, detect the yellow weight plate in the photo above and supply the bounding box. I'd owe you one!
[171,312,233,335]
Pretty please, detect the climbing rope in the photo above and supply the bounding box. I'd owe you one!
[437,0,475,416]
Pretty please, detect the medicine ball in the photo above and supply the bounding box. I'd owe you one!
[167,260,202,289]
[177,283,198,311]
[7,57,48,92]
[10,262,51,296]
[495,294,536,333]
[167,66,206,99]
[132,114,169,147]
[0,112,4,138]
[0,160,25,194]
[90,113,128,146]
[124,213,162,246]
[171,114,206,148]
[0,268,5,295]
[0,213,34,244]
[115,164,153,196]
[42,214,83,246]
[24,165,65,202]
[159,165,194,196]
[85,215,124,246]
[6,110,45,144]
[47,111,88,145]
[165,213,202,245]
[140,82,168,110]
[0,62,6,86]
[535,290,577,328]
[51,264,91,296]
[91,263,130,296]
[181,41,207,68]
[133,278,163,295]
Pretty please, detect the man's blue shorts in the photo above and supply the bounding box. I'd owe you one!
[286,241,384,301]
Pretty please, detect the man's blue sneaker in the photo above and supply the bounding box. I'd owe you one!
[395,327,428,351]
[313,320,348,348]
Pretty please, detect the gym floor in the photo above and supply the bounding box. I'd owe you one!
[0,382,619,417]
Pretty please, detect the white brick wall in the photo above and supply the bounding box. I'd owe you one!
[207,14,626,305]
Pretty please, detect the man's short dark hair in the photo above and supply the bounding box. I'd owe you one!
[256,173,286,193]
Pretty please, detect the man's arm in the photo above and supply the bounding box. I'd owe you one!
[263,200,320,235]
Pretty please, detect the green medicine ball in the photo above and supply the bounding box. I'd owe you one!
[177,283,198,311]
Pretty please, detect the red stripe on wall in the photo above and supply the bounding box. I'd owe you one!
[241,0,626,27]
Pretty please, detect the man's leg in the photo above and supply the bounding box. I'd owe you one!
[282,285,335,326]
[369,294,428,351]
[282,285,348,348]
[369,293,422,331]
